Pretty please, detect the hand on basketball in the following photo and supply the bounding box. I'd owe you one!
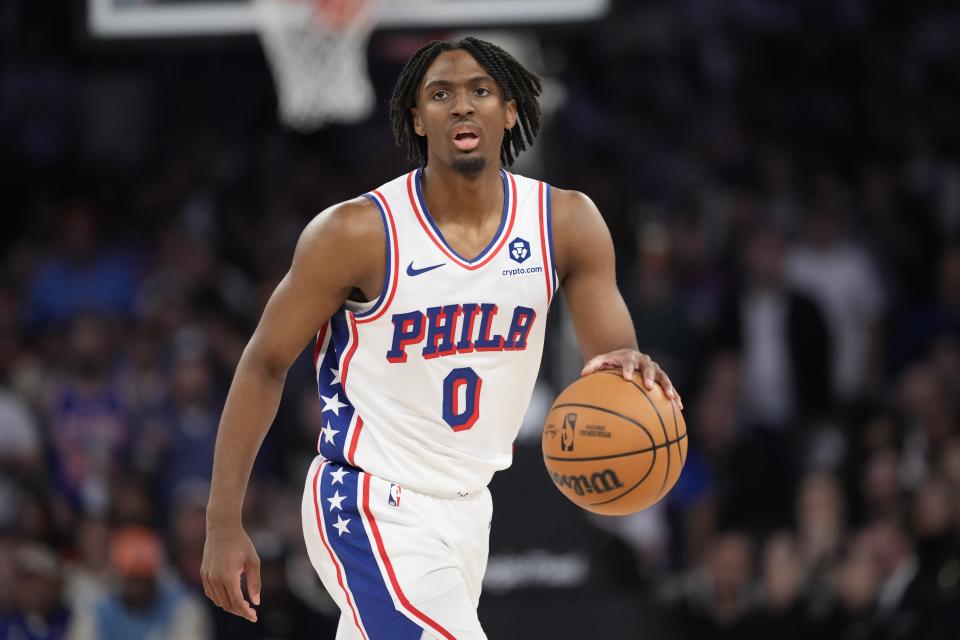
[201,525,261,622]
[581,348,683,410]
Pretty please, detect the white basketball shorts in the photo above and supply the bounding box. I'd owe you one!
[301,456,492,640]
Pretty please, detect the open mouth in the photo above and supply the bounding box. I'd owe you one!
[453,131,480,152]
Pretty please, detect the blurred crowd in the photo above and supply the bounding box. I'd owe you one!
[2,1,960,639]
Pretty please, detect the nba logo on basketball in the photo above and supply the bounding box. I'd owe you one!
[561,413,576,452]
[388,483,401,507]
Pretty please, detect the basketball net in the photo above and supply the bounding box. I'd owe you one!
[254,0,378,132]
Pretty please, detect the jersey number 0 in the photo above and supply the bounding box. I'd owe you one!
[442,367,482,432]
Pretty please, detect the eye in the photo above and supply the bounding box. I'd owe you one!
[475,87,492,97]
[432,90,449,100]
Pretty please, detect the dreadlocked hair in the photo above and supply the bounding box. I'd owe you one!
[389,37,543,167]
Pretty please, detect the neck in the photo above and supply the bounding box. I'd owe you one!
[421,159,504,225]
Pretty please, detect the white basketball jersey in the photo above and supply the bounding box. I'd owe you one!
[312,168,558,497]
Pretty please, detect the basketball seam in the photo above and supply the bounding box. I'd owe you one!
[596,371,672,500]
[670,400,686,466]
[544,433,688,462]
[586,448,660,506]
[546,400,659,508]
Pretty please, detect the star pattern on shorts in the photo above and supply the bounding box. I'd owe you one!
[321,423,339,444]
[327,490,346,512]
[320,393,347,416]
[332,514,351,536]
[329,466,349,485]
[329,368,341,386]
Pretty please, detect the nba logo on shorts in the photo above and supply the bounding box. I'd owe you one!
[388,483,401,507]
[509,237,531,263]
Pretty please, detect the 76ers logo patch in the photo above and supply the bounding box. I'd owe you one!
[388,483,401,507]
[509,237,531,263]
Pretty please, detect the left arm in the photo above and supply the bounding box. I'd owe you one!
[552,188,682,408]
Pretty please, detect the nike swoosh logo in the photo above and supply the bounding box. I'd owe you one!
[406,261,446,277]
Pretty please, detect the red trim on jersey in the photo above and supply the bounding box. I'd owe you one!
[346,416,364,466]
[406,171,518,271]
[313,322,330,369]
[341,314,365,466]
[312,462,367,640]
[340,313,360,387]
[537,181,553,305]
[360,475,456,640]
[356,190,400,325]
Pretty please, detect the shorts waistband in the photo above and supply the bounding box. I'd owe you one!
[316,456,483,501]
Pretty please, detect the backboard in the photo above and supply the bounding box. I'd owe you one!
[88,0,610,37]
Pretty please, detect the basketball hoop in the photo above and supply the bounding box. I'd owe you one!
[254,0,378,132]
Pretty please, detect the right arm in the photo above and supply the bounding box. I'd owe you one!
[201,198,384,622]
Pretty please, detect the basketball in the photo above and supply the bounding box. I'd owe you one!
[542,371,687,516]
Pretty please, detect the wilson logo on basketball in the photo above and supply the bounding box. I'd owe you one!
[550,469,624,496]
[561,413,576,451]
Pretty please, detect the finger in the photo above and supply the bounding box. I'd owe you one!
[622,360,635,381]
[211,579,232,612]
[654,370,684,410]
[246,554,262,607]
[215,577,236,610]
[201,571,215,604]
[655,370,675,398]
[581,355,610,376]
[642,365,656,390]
[226,573,257,622]
[205,573,227,609]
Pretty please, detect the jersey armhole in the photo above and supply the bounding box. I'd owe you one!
[546,183,559,297]
[348,192,399,322]
[538,182,560,305]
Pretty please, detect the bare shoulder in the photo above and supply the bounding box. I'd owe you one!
[293,196,385,294]
[299,196,382,250]
[549,187,613,280]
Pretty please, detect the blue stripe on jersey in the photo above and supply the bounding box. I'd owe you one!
[355,194,393,320]
[320,463,423,640]
[317,311,356,463]
[546,183,559,295]
[414,167,510,265]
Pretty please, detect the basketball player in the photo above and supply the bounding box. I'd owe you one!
[202,37,681,639]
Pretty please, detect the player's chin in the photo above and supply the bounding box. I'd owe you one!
[450,155,487,176]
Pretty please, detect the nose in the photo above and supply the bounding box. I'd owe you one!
[450,90,475,117]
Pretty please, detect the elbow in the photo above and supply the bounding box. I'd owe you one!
[240,345,289,384]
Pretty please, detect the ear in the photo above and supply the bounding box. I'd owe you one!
[411,107,426,137]
[504,98,518,132]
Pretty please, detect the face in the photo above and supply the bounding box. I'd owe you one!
[411,49,517,175]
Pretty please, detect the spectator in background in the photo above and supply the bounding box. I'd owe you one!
[857,518,945,640]
[756,531,809,640]
[627,220,698,394]
[167,482,209,591]
[25,203,139,331]
[63,516,112,613]
[45,315,130,516]
[670,531,761,640]
[66,526,210,640]
[911,476,960,610]
[892,243,960,369]
[156,348,221,509]
[0,379,43,528]
[794,473,847,575]
[786,190,887,403]
[717,225,833,430]
[0,544,70,640]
